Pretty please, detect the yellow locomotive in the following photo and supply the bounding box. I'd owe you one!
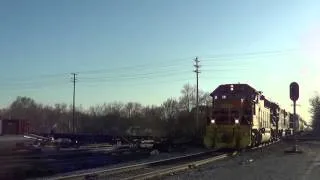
[204,84,287,149]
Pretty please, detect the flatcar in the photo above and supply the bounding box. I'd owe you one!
[203,83,297,149]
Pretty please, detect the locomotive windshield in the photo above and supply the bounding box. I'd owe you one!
[212,97,252,125]
[210,84,257,125]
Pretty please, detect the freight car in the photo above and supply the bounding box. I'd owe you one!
[203,83,297,149]
[0,118,30,135]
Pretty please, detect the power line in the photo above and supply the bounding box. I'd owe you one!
[0,49,299,93]
[0,76,70,86]
[78,67,247,83]
[74,50,292,75]
[200,49,297,61]
[80,69,193,81]
[79,73,231,85]
[0,61,191,83]
[79,74,244,88]
[0,66,247,90]
[71,56,193,75]
[78,60,193,75]
[0,64,244,86]
[0,49,295,84]
[82,77,195,87]
[0,81,70,91]
[0,73,70,83]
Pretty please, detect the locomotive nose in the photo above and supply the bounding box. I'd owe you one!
[221,133,233,143]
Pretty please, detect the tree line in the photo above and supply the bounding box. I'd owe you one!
[0,84,212,139]
[310,92,320,135]
[4,85,320,136]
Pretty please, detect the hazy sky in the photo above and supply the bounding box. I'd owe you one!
[1,0,320,122]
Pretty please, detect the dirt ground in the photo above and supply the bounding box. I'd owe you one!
[163,140,320,180]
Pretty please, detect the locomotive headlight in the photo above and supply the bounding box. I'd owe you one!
[211,119,215,124]
[235,119,239,124]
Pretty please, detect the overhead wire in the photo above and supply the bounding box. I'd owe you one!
[0,79,70,88]
[0,72,70,83]
[0,82,70,92]
[0,57,194,85]
[78,67,250,84]
[79,68,193,80]
[0,49,297,89]
[0,66,243,89]
[80,73,248,88]
[79,67,249,87]
[81,76,195,87]
[1,49,295,82]
[74,56,195,75]
[0,65,245,87]
[200,49,297,61]
[74,49,295,77]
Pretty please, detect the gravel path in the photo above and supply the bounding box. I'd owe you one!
[162,140,320,180]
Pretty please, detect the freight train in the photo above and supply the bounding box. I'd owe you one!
[203,83,304,149]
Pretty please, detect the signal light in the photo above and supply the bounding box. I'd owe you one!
[290,82,299,101]
[235,119,239,124]
[211,119,215,124]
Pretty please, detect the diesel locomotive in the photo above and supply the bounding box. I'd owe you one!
[203,83,295,149]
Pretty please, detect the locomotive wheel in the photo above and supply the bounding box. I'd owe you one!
[250,133,256,148]
[252,132,261,147]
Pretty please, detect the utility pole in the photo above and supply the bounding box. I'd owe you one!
[194,57,200,135]
[71,73,77,134]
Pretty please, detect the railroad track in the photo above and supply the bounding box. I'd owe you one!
[111,153,230,180]
[47,139,282,180]
[46,150,233,180]
[24,139,282,180]
[0,144,122,164]
[0,149,152,179]
[0,148,107,165]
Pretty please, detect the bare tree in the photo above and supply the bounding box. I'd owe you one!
[179,83,195,112]
[310,92,320,134]
[179,84,210,109]
[108,101,124,115]
[200,92,211,106]
[124,102,134,118]
[142,105,163,119]
[124,102,142,118]
[162,98,179,120]
[132,102,142,118]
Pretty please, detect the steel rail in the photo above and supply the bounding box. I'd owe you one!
[45,149,221,180]
[121,153,230,180]
[39,139,282,180]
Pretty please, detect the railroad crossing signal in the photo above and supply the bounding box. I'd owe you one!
[290,82,299,102]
